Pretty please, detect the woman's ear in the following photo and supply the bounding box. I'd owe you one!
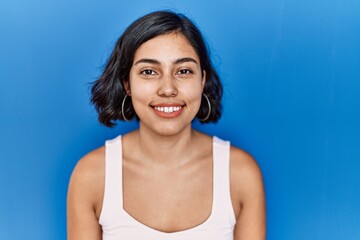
[201,70,206,90]
[123,80,131,96]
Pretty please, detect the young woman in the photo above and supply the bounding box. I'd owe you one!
[67,10,266,240]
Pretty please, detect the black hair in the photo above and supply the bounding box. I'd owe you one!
[91,10,223,127]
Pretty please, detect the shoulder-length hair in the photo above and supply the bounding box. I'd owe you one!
[91,10,222,127]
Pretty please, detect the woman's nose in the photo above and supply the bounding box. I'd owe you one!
[157,74,178,97]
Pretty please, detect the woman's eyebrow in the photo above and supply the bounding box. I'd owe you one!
[134,58,160,66]
[134,57,198,66]
[173,57,198,65]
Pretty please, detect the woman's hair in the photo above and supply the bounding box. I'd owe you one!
[91,10,223,127]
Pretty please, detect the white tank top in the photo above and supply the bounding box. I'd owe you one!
[99,135,236,240]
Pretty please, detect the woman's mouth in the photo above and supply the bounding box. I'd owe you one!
[151,104,185,118]
[154,106,182,113]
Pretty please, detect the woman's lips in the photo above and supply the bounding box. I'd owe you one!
[150,104,185,118]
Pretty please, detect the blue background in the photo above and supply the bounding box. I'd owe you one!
[1,0,359,239]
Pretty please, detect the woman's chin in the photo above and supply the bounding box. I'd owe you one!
[140,120,192,137]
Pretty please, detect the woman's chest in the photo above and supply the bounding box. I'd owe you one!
[122,157,213,233]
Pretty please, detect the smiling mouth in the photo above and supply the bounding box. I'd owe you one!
[154,106,183,113]
[150,104,186,118]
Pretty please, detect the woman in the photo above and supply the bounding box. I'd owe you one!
[67,10,266,240]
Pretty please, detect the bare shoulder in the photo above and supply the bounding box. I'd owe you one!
[67,146,105,239]
[229,146,265,215]
[230,146,266,238]
[230,146,263,185]
[70,146,105,186]
[68,146,105,214]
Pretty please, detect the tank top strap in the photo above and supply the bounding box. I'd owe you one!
[99,135,123,224]
[211,136,236,226]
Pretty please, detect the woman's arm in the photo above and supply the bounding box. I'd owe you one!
[231,147,266,240]
[67,149,105,240]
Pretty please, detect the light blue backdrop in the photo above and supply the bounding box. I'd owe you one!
[1,1,359,239]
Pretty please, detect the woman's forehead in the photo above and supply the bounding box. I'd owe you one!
[132,33,200,64]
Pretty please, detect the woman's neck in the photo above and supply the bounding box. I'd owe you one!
[132,123,199,167]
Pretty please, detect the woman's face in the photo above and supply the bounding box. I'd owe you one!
[128,32,205,136]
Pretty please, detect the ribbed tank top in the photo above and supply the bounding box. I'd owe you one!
[99,135,236,240]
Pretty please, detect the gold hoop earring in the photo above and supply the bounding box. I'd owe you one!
[198,93,211,122]
[121,95,130,121]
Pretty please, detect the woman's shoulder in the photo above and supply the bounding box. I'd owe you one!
[73,146,106,178]
[209,134,263,180]
[229,146,261,177]
[68,146,106,208]
[229,145,264,203]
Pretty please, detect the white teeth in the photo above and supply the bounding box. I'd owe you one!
[154,106,182,113]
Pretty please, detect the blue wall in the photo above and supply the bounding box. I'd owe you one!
[1,1,359,239]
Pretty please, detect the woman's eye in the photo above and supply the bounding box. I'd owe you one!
[140,69,156,75]
[177,69,193,75]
